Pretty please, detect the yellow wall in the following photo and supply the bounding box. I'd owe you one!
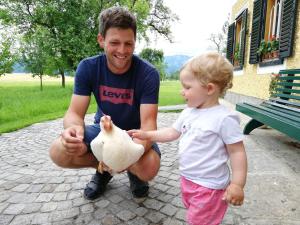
[230,0,300,100]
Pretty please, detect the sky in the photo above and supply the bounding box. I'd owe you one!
[136,0,237,57]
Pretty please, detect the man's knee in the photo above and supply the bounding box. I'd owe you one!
[49,139,71,168]
[135,150,160,181]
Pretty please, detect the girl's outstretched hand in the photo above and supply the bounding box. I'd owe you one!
[127,129,149,140]
[222,183,244,206]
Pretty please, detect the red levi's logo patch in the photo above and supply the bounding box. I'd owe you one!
[100,85,134,105]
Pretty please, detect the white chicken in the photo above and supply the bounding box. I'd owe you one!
[90,115,145,174]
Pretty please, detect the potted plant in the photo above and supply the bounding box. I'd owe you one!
[257,40,268,60]
[270,36,279,58]
[234,43,240,66]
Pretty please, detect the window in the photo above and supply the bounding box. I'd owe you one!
[249,0,298,64]
[226,9,248,69]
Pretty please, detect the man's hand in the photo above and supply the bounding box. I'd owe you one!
[222,183,244,206]
[60,125,87,156]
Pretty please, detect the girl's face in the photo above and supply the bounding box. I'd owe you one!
[179,70,209,108]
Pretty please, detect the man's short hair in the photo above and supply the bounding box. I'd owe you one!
[99,6,137,39]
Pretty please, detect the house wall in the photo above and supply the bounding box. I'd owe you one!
[228,0,300,102]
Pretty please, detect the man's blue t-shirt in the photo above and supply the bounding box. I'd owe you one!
[74,54,160,130]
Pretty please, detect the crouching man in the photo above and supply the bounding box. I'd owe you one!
[49,6,161,200]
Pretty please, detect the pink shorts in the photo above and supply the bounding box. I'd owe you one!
[180,176,228,225]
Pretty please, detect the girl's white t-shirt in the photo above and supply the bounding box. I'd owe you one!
[172,104,243,189]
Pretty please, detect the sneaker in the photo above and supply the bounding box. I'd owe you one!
[83,171,112,200]
[127,171,149,198]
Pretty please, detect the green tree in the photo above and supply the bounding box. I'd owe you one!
[0,0,178,86]
[139,47,166,80]
[0,37,14,76]
[21,29,54,91]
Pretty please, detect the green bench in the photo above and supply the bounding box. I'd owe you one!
[236,69,300,142]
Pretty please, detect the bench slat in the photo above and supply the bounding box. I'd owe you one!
[243,103,300,124]
[273,93,300,101]
[277,82,300,87]
[279,69,300,74]
[278,76,300,80]
[275,88,300,94]
[261,102,300,120]
[269,97,300,108]
[264,100,300,114]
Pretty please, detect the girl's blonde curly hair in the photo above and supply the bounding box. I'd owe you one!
[181,52,233,96]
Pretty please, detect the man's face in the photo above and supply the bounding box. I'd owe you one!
[98,28,135,74]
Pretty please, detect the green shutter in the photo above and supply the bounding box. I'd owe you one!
[279,0,298,58]
[239,9,248,66]
[226,23,235,64]
[249,0,264,64]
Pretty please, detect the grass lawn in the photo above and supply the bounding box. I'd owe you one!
[0,75,183,134]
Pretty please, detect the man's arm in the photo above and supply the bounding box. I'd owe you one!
[133,104,158,152]
[59,94,91,155]
[63,94,90,129]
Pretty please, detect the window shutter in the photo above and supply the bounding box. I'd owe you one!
[249,0,264,64]
[226,23,235,64]
[239,9,248,66]
[279,0,298,58]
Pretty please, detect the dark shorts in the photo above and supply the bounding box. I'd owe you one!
[84,124,161,158]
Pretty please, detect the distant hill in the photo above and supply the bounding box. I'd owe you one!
[13,55,192,75]
[13,62,28,73]
[164,55,191,75]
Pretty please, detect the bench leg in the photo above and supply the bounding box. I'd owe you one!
[243,119,264,134]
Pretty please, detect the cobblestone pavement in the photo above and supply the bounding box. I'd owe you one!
[0,101,300,225]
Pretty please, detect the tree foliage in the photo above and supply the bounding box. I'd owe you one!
[0,0,178,86]
[139,47,166,80]
[0,37,15,76]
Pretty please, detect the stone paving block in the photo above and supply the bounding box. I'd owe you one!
[0,215,14,225]
[2,203,25,215]
[27,184,44,193]
[8,193,38,204]
[53,192,68,201]
[163,217,185,225]
[41,202,58,212]
[161,204,178,216]
[56,200,73,210]
[135,206,148,217]
[31,212,50,224]
[35,193,54,202]
[143,199,164,210]
[154,183,170,192]
[109,194,124,204]
[22,202,42,213]
[145,211,166,223]
[175,209,186,221]
[49,207,80,222]
[116,209,136,221]
[170,197,184,208]
[101,214,120,225]
[95,199,110,208]
[74,213,94,225]
[94,208,109,220]
[80,204,95,213]
[127,216,149,225]
[67,190,82,200]
[11,183,30,192]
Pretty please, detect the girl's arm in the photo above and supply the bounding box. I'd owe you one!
[223,141,247,206]
[128,127,181,143]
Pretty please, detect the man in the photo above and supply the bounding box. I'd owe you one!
[49,6,161,200]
